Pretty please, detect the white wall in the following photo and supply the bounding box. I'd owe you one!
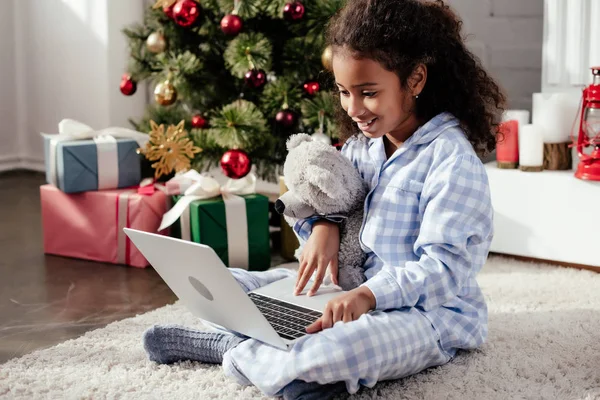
[0,1,19,169]
[0,0,147,172]
[447,0,544,111]
[0,0,547,172]
[542,0,600,92]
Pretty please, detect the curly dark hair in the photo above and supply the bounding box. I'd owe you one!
[327,0,506,156]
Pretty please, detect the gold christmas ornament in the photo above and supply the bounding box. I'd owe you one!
[152,0,177,9]
[321,45,333,71]
[154,79,177,106]
[146,32,166,54]
[141,120,202,179]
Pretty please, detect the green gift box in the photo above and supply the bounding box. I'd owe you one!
[171,194,271,271]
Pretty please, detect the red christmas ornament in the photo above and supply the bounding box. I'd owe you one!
[283,2,305,21]
[120,74,137,96]
[244,69,267,89]
[275,110,297,128]
[303,81,320,96]
[163,4,175,18]
[220,14,243,36]
[172,0,201,27]
[220,149,252,179]
[191,114,208,129]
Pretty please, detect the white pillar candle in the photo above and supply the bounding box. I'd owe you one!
[532,92,581,143]
[519,124,544,170]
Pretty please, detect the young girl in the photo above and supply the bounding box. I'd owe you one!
[143,0,505,399]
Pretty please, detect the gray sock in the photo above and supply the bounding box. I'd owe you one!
[282,380,348,400]
[143,324,245,364]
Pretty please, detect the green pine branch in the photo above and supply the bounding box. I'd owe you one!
[298,0,345,36]
[261,78,303,118]
[301,91,338,137]
[217,0,262,18]
[282,37,326,80]
[224,33,272,78]
[206,100,269,152]
[258,0,289,18]
[133,103,191,133]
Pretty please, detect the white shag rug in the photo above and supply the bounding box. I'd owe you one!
[2,256,600,400]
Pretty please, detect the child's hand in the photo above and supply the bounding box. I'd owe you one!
[295,220,340,296]
[306,286,376,333]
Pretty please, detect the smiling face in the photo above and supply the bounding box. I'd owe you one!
[332,48,425,144]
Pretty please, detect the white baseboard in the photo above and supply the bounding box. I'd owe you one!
[0,155,44,173]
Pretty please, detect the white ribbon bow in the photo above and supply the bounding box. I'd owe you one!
[159,170,257,270]
[42,119,149,190]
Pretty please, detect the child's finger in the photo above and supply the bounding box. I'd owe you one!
[295,259,307,289]
[308,260,327,296]
[343,310,353,323]
[295,263,316,295]
[321,307,334,330]
[332,304,344,323]
[306,318,322,333]
[329,258,339,285]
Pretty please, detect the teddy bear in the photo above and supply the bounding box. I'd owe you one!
[274,133,368,291]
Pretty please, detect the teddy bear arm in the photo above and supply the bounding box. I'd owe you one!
[336,209,368,291]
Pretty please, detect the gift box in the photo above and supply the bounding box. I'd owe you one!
[160,170,272,271]
[170,194,271,271]
[279,176,300,261]
[40,184,169,268]
[42,119,148,193]
[44,137,141,193]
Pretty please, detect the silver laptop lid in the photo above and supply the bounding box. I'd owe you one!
[123,228,287,350]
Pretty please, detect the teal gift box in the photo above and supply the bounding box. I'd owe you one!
[171,194,271,271]
[41,119,147,194]
[43,137,141,193]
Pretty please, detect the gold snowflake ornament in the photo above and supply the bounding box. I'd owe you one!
[142,120,202,179]
[152,0,177,9]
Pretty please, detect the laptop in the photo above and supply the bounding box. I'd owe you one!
[123,228,344,351]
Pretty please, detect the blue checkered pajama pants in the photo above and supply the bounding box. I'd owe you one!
[220,268,452,397]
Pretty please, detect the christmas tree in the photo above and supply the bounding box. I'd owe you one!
[121,0,343,181]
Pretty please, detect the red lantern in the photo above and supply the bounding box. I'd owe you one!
[574,66,600,180]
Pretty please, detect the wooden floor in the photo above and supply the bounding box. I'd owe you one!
[0,171,178,364]
[0,170,289,364]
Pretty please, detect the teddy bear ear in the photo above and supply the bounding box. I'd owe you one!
[306,164,344,200]
[286,133,312,150]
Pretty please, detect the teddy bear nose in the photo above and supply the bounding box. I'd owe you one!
[274,200,285,214]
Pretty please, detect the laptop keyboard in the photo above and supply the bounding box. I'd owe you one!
[248,292,323,340]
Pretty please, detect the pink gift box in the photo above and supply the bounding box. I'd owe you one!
[40,184,169,268]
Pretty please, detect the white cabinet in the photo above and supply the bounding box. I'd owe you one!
[486,163,600,268]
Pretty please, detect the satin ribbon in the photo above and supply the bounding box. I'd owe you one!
[116,191,132,265]
[42,119,149,190]
[114,179,169,265]
[159,170,256,270]
[137,177,168,195]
